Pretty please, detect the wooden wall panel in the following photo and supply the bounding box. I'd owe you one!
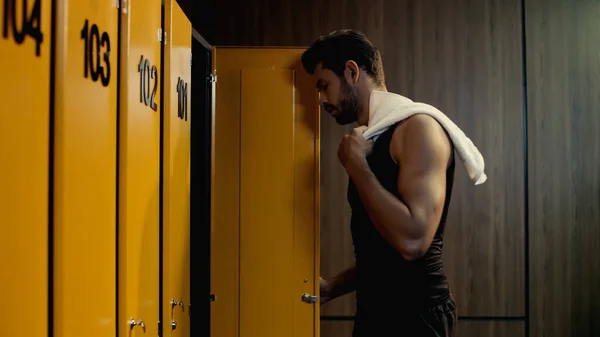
[525,0,600,336]
[382,0,525,317]
[198,0,525,318]
[457,321,525,337]
[320,320,525,337]
[319,113,355,317]
[320,321,354,337]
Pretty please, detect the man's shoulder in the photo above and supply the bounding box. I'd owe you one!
[397,114,445,135]
[390,114,452,164]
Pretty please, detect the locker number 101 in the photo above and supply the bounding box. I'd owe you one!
[177,77,188,121]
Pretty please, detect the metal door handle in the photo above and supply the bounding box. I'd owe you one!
[171,298,184,312]
[127,318,146,333]
[301,293,318,303]
[170,298,185,330]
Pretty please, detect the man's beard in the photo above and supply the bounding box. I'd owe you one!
[334,79,360,125]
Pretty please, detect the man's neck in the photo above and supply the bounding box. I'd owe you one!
[358,86,388,126]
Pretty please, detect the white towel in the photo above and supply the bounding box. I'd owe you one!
[356,90,487,185]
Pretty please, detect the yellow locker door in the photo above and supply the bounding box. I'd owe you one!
[53,1,118,336]
[211,68,241,337]
[162,1,191,336]
[212,48,320,337]
[239,68,296,336]
[118,0,162,336]
[0,1,51,337]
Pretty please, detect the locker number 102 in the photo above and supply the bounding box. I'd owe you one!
[138,55,158,111]
[2,0,43,56]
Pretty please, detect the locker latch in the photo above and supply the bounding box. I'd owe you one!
[209,293,216,302]
[301,293,318,303]
[158,28,166,44]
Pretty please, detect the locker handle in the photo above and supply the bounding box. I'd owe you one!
[170,298,184,312]
[127,318,146,333]
[170,299,184,331]
[301,293,318,303]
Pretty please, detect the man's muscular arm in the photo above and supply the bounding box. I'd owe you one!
[347,115,452,261]
[320,266,356,305]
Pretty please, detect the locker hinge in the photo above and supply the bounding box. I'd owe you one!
[208,74,217,83]
[158,320,162,336]
[209,293,216,301]
[115,0,119,8]
[158,28,166,44]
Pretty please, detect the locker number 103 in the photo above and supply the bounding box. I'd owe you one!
[80,19,111,87]
[2,0,43,56]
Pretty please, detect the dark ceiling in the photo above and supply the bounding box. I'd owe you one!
[176,0,193,21]
[176,0,216,44]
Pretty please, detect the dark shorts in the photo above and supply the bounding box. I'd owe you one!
[352,298,457,337]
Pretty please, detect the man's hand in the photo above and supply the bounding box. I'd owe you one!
[318,267,357,305]
[319,277,332,305]
[338,129,374,175]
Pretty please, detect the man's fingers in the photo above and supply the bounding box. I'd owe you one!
[351,128,363,137]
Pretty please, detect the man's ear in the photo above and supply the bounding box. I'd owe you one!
[345,60,360,84]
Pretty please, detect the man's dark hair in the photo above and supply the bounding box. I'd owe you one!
[301,29,385,86]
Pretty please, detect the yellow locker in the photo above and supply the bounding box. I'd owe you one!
[239,68,297,336]
[118,0,162,336]
[212,48,321,337]
[162,1,191,336]
[0,1,50,337]
[52,1,118,336]
[211,68,241,337]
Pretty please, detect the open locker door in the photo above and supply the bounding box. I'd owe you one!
[211,48,321,337]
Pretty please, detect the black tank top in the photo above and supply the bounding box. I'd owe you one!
[348,120,455,319]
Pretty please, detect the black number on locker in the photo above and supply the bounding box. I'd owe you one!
[2,0,43,56]
[80,19,111,87]
[138,55,158,111]
[176,77,188,121]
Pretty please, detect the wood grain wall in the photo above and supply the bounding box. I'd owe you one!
[320,320,526,337]
[525,0,600,336]
[187,0,600,336]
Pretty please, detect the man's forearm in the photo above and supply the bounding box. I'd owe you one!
[329,266,356,299]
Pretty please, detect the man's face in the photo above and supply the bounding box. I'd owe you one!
[314,63,360,125]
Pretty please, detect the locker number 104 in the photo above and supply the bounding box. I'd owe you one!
[2,0,43,56]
